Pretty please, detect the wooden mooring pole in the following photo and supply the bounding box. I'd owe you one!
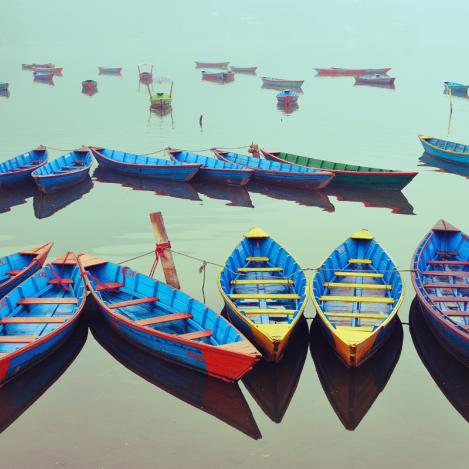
[149,212,181,289]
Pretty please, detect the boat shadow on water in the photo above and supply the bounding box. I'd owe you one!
[277,102,300,115]
[242,318,309,423]
[192,181,254,208]
[0,181,38,214]
[33,176,94,219]
[419,152,469,179]
[310,317,403,430]
[409,297,469,423]
[0,319,88,433]
[262,84,304,94]
[87,302,262,440]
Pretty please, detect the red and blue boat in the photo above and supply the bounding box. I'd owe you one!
[167,148,253,186]
[90,147,201,182]
[0,244,52,298]
[411,220,469,367]
[419,135,469,167]
[31,147,92,193]
[201,70,234,83]
[212,149,334,189]
[78,254,261,381]
[0,146,48,187]
[0,253,86,386]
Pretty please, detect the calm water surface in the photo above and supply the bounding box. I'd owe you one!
[0,1,468,467]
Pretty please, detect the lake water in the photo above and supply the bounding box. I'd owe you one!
[0,1,468,467]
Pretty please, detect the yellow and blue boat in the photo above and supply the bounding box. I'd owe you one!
[311,229,404,367]
[218,227,309,362]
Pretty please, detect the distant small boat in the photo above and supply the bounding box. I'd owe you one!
[22,63,54,70]
[22,64,34,70]
[354,74,395,86]
[31,147,92,194]
[315,67,391,77]
[138,63,153,82]
[261,77,304,88]
[444,81,469,94]
[195,61,229,69]
[0,146,48,187]
[90,147,201,182]
[32,66,63,75]
[276,89,298,105]
[0,83,9,92]
[230,66,257,74]
[81,80,97,96]
[167,148,253,186]
[33,70,54,79]
[201,70,234,83]
[79,254,261,381]
[98,67,122,75]
[411,220,469,367]
[419,135,469,167]
[0,243,52,298]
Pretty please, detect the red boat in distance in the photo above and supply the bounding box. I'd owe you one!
[315,67,391,77]
[195,61,229,69]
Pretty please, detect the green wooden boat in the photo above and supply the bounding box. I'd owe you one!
[151,92,172,109]
[261,150,417,190]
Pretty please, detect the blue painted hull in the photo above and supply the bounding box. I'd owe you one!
[196,168,251,186]
[0,147,48,187]
[33,169,90,194]
[0,266,40,299]
[251,169,331,189]
[420,136,469,167]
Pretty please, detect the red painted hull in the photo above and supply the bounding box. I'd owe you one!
[315,67,391,77]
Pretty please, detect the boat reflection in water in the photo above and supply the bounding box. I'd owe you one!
[0,182,38,214]
[326,184,415,215]
[409,298,469,423]
[0,319,87,433]
[0,89,10,98]
[443,89,468,99]
[419,152,469,179]
[277,102,299,115]
[353,82,396,90]
[33,75,54,86]
[93,167,201,202]
[192,181,254,208]
[33,177,94,219]
[310,317,403,430]
[248,181,335,212]
[88,303,261,440]
[243,318,309,423]
[262,84,304,94]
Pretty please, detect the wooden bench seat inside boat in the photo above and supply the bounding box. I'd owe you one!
[426,260,469,266]
[0,336,38,343]
[423,270,469,278]
[109,296,158,309]
[177,329,212,340]
[136,312,192,326]
[348,259,372,264]
[319,295,394,304]
[0,317,68,324]
[7,270,23,276]
[444,312,469,317]
[48,278,74,285]
[436,250,457,257]
[17,297,78,305]
[230,293,300,300]
[424,282,469,289]
[242,309,296,315]
[231,279,293,285]
[334,271,384,278]
[432,296,469,302]
[245,257,269,262]
[96,282,123,291]
[324,312,387,319]
[237,267,283,272]
[324,282,391,290]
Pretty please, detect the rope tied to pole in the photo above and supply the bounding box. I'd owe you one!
[149,241,172,277]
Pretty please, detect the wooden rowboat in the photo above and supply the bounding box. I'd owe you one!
[230,66,257,74]
[0,244,52,298]
[201,71,234,83]
[311,229,404,367]
[98,67,122,74]
[0,253,86,387]
[195,61,229,69]
[0,146,48,187]
[212,149,334,190]
[261,77,304,88]
[444,81,469,94]
[78,255,261,381]
[315,67,391,77]
[90,147,201,182]
[167,148,253,186]
[32,66,63,75]
[419,135,469,167]
[262,150,417,190]
[411,220,469,367]
[354,74,395,86]
[218,227,309,362]
[31,147,92,194]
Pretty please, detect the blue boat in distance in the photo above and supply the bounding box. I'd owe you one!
[0,146,48,187]
[31,147,92,194]
[444,82,469,94]
[419,135,469,167]
[90,147,201,182]
[212,150,334,190]
[167,148,253,186]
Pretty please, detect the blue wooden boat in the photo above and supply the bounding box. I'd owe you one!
[0,146,48,187]
[0,253,86,386]
[0,83,8,92]
[31,147,92,194]
[212,150,334,190]
[444,81,469,94]
[311,229,404,367]
[167,148,253,186]
[419,135,469,167]
[90,147,201,182]
[0,244,52,299]
[218,227,309,362]
[78,254,261,381]
[411,220,469,367]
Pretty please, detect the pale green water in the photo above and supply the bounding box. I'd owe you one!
[0,1,468,468]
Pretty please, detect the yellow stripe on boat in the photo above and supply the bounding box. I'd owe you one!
[242,309,296,315]
[348,258,372,264]
[324,282,391,290]
[232,279,293,285]
[325,312,387,319]
[230,293,300,300]
[335,271,384,278]
[237,267,283,272]
[245,256,269,262]
[319,295,394,303]
[351,229,374,240]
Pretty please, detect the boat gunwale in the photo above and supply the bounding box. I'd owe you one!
[419,135,469,157]
[0,147,49,179]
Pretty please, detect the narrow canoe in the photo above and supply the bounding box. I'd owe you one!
[315,67,391,77]
[31,147,92,194]
[311,228,404,367]
[213,149,334,190]
[90,147,201,182]
[419,135,469,167]
[78,254,261,381]
[98,67,122,74]
[262,150,417,190]
[32,66,63,75]
[167,148,253,186]
[218,227,309,362]
[410,219,469,367]
[444,81,469,93]
[261,77,304,88]
[0,253,86,386]
[0,243,52,298]
[201,71,234,82]
[195,62,229,69]
[230,66,257,74]
[0,146,48,187]
[354,74,395,85]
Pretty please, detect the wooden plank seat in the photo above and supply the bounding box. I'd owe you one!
[178,329,212,340]
[426,260,469,266]
[0,317,68,324]
[443,312,469,317]
[424,282,469,289]
[61,165,82,170]
[232,279,293,285]
[319,295,394,304]
[48,278,74,285]
[432,296,469,303]
[109,296,158,309]
[7,270,22,276]
[325,312,387,320]
[18,297,78,305]
[245,256,269,262]
[230,293,300,300]
[423,270,469,278]
[436,250,457,257]
[136,312,192,326]
[334,271,384,278]
[96,282,123,291]
[324,282,391,290]
[348,259,372,264]
[237,267,283,272]
[0,336,38,343]
[242,309,296,315]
